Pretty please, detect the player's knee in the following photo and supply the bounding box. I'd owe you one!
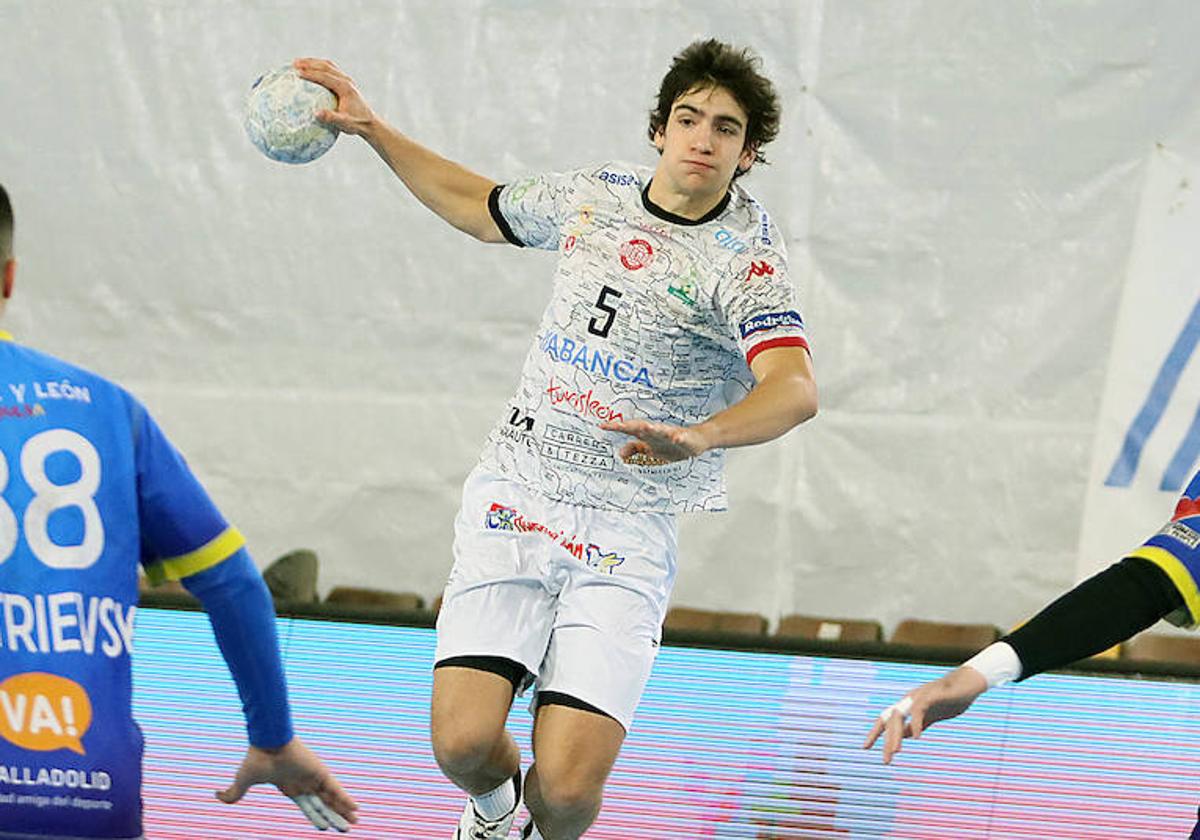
[430,726,500,778]
[529,769,603,821]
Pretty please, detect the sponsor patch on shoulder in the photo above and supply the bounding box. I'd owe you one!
[1159,520,1200,550]
[739,310,804,339]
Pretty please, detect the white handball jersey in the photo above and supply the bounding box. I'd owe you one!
[480,161,809,513]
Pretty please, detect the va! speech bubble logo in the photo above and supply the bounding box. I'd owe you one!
[0,672,93,755]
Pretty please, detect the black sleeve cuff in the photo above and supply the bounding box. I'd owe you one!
[1003,556,1184,680]
[488,184,525,247]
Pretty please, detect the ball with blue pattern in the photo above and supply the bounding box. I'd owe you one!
[243,65,339,164]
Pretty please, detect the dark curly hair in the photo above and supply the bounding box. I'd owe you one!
[648,39,781,176]
[0,184,12,262]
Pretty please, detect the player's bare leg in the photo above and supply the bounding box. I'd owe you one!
[431,666,522,837]
[523,703,625,839]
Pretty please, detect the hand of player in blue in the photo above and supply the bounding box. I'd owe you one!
[293,58,377,137]
[600,419,711,464]
[216,736,358,832]
[862,666,988,764]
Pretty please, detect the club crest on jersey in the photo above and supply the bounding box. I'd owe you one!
[739,310,804,339]
[745,261,775,282]
[619,238,654,271]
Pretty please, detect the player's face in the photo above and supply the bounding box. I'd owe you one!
[654,85,756,197]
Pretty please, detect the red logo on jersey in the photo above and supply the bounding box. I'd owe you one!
[1174,496,1200,521]
[563,234,577,254]
[619,239,654,271]
[745,261,775,282]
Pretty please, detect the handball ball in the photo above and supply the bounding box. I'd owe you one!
[244,65,339,164]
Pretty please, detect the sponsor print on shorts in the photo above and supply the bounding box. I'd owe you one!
[483,503,625,573]
[739,310,804,340]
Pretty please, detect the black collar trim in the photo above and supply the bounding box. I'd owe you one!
[641,180,731,226]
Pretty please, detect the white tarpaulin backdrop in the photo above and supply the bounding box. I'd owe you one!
[3,1,1200,634]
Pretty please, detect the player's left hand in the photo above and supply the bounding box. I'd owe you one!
[600,418,710,463]
[217,736,358,832]
[862,666,988,764]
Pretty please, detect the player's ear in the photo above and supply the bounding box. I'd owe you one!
[653,127,665,153]
[737,144,756,176]
[2,258,14,299]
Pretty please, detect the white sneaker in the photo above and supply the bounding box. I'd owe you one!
[454,773,522,840]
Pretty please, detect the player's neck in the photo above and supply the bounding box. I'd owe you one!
[645,174,729,221]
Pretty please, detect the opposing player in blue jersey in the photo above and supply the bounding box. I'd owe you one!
[864,468,1200,835]
[297,40,818,840]
[0,184,358,838]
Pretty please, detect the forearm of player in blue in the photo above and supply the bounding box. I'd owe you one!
[183,548,295,749]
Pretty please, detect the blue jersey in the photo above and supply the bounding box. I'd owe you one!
[0,332,245,839]
[1128,468,1200,629]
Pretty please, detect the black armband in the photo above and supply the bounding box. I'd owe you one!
[1003,556,1184,680]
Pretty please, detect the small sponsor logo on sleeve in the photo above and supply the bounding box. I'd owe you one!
[739,310,805,339]
[745,261,775,282]
[1159,520,1200,550]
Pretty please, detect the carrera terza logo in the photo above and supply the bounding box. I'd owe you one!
[739,310,804,339]
[619,239,654,271]
[1160,520,1200,550]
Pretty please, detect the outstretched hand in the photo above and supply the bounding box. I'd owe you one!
[217,737,358,832]
[600,419,710,464]
[862,666,988,764]
[293,58,377,136]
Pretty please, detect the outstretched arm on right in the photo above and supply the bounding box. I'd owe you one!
[864,556,1185,764]
[295,58,505,243]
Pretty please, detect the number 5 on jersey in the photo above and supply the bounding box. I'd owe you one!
[588,285,623,339]
[0,429,105,569]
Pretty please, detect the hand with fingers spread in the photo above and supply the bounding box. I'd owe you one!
[217,737,359,832]
[292,58,378,137]
[862,666,987,764]
[600,418,711,464]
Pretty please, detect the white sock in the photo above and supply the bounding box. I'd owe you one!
[471,773,517,820]
[522,823,544,840]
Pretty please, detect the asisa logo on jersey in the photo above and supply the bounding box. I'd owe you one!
[619,238,654,271]
[598,170,637,187]
[745,261,775,282]
[539,332,655,388]
[739,310,804,339]
[714,228,748,254]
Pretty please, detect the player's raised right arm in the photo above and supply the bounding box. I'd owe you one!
[294,58,504,243]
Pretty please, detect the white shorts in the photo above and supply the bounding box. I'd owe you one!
[435,466,678,731]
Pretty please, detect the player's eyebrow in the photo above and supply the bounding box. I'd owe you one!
[672,102,745,132]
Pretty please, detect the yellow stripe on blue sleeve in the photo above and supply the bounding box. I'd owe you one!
[1127,545,1200,629]
[144,526,246,584]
